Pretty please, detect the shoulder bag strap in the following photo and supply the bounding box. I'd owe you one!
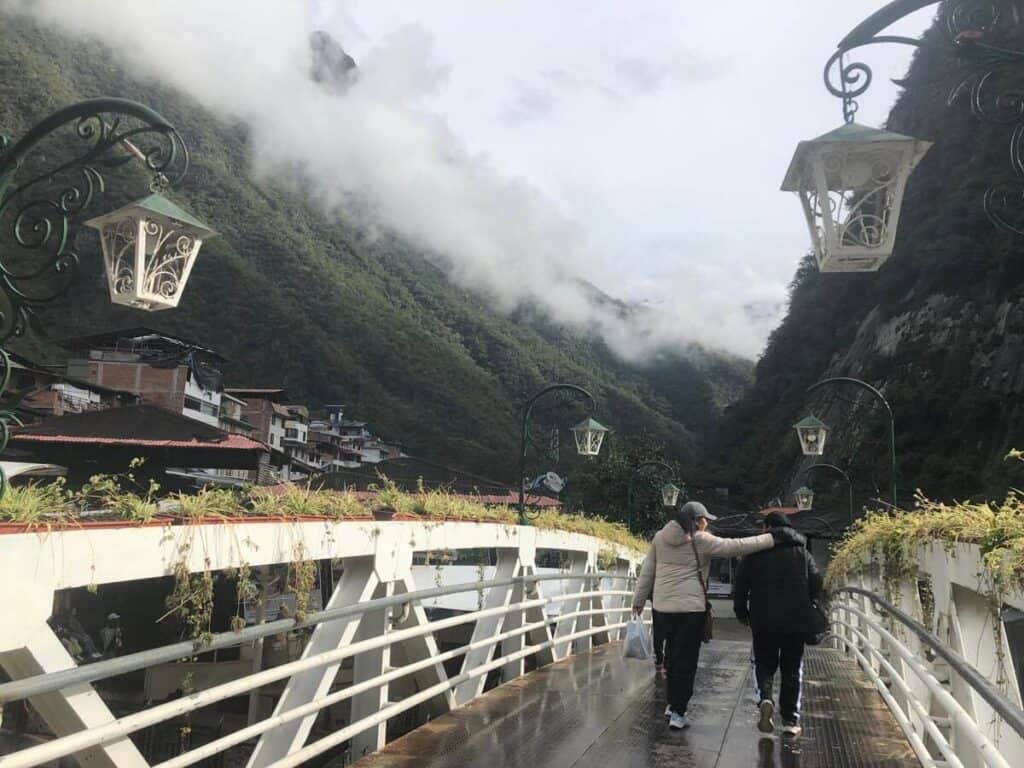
[689,536,709,602]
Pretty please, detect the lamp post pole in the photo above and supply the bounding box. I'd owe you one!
[807,377,897,509]
[801,463,855,528]
[517,383,596,525]
[626,459,675,532]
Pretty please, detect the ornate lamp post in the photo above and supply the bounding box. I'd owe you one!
[793,415,829,456]
[0,97,211,493]
[517,384,606,524]
[785,0,1024,254]
[85,194,215,311]
[782,124,930,272]
[800,462,855,527]
[625,459,679,532]
[806,377,897,509]
[794,485,815,512]
[661,481,681,508]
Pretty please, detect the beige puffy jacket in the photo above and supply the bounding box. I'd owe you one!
[632,521,774,614]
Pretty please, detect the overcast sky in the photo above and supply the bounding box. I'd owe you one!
[313,1,936,355]
[7,0,937,360]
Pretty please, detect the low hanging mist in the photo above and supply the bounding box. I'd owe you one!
[3,0,765,362]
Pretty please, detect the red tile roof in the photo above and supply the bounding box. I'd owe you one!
[263,485,561,507]
[8,405,268,452]
[11,432,265,451]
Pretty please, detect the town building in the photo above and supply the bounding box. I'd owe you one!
[310,404,402,466]
[5,404,268,489]
[63,328,226,427]
[4,351,140,420]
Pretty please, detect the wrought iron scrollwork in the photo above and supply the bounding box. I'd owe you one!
[0,98,188,487]
[0,98,188,345]
[823,0,1024,234]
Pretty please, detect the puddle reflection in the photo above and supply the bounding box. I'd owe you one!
[758,737,803,768]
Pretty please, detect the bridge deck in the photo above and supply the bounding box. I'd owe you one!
[353,623,919,768]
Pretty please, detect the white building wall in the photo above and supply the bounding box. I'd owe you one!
[183,375,221,428]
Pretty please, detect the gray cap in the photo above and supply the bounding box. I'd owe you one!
[681,501,717,521]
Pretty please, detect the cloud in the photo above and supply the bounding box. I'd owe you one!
[2,0,767,361]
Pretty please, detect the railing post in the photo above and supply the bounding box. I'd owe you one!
[551,552,588,660]
[0,626,150,768]
[349,580,394,759]
[452,548,519,705]
[246,557,378,768]
[573,550,599,655]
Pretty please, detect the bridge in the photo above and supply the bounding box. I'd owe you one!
[0,520,1021,768]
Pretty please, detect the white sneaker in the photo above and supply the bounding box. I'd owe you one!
[757,699,775,734]
[782,722,802,737]
[664,705,672,718]
[669,711,690,730]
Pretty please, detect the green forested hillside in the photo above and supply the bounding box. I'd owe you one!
[0,14,751,483]
[706,16,1024,511]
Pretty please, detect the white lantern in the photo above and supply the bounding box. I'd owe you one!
[794,415,828,456]
[781,123,931,272]
[85,193,216,311]
[661,481,681,508]
[795,486,815,512]
[571,417,608,457]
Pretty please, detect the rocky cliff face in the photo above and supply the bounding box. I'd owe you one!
[708,13,1024,511]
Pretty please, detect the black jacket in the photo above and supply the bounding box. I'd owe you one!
[733,528,823,634]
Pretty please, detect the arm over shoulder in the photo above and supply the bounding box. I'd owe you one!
[696,531,773,559]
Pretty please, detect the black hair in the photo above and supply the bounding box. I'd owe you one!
[763,511,790,529]
[673,506,697,535]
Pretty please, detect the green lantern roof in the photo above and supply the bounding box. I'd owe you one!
[133,193,215,233]
[796,486,814,495]
[781,122,932,191]
[572,417,609,433]
[85,192,217,235]
[793,415,828,430]
[806,122,922,145]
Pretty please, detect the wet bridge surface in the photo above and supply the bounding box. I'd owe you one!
[353,622,919,768]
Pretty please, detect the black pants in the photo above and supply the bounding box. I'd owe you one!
[752,630,806,723]
[652,609,667,666]
[660,611,706,714]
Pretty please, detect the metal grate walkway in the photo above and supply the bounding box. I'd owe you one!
[352,623,919,768]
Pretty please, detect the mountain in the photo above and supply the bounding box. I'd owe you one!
[0,14,752,484]
[707,16,1024,511]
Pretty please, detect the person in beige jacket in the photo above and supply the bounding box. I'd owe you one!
[632,501,795,730]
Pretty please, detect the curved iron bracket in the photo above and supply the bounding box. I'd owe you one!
[0,97,188,345]
[823,0,1024,233]
[0,98,189,494]
[517,383,597,521]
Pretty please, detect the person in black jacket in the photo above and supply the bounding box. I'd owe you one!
[733,512,823,738]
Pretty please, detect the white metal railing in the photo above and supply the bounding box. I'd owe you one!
[0,519,643,768]
[832,543,1024,768]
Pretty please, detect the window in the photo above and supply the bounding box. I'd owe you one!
[286,428,298,439]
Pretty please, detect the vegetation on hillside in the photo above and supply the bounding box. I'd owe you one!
[0,14,751,486]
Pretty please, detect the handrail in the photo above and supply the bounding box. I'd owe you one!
[832,607,1009,768]
[0,570,633,705]
[835,586,1024,742]
[832,617,963,768]
[0,587,639,768]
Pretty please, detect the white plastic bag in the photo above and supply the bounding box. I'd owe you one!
[622,615,653,660]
